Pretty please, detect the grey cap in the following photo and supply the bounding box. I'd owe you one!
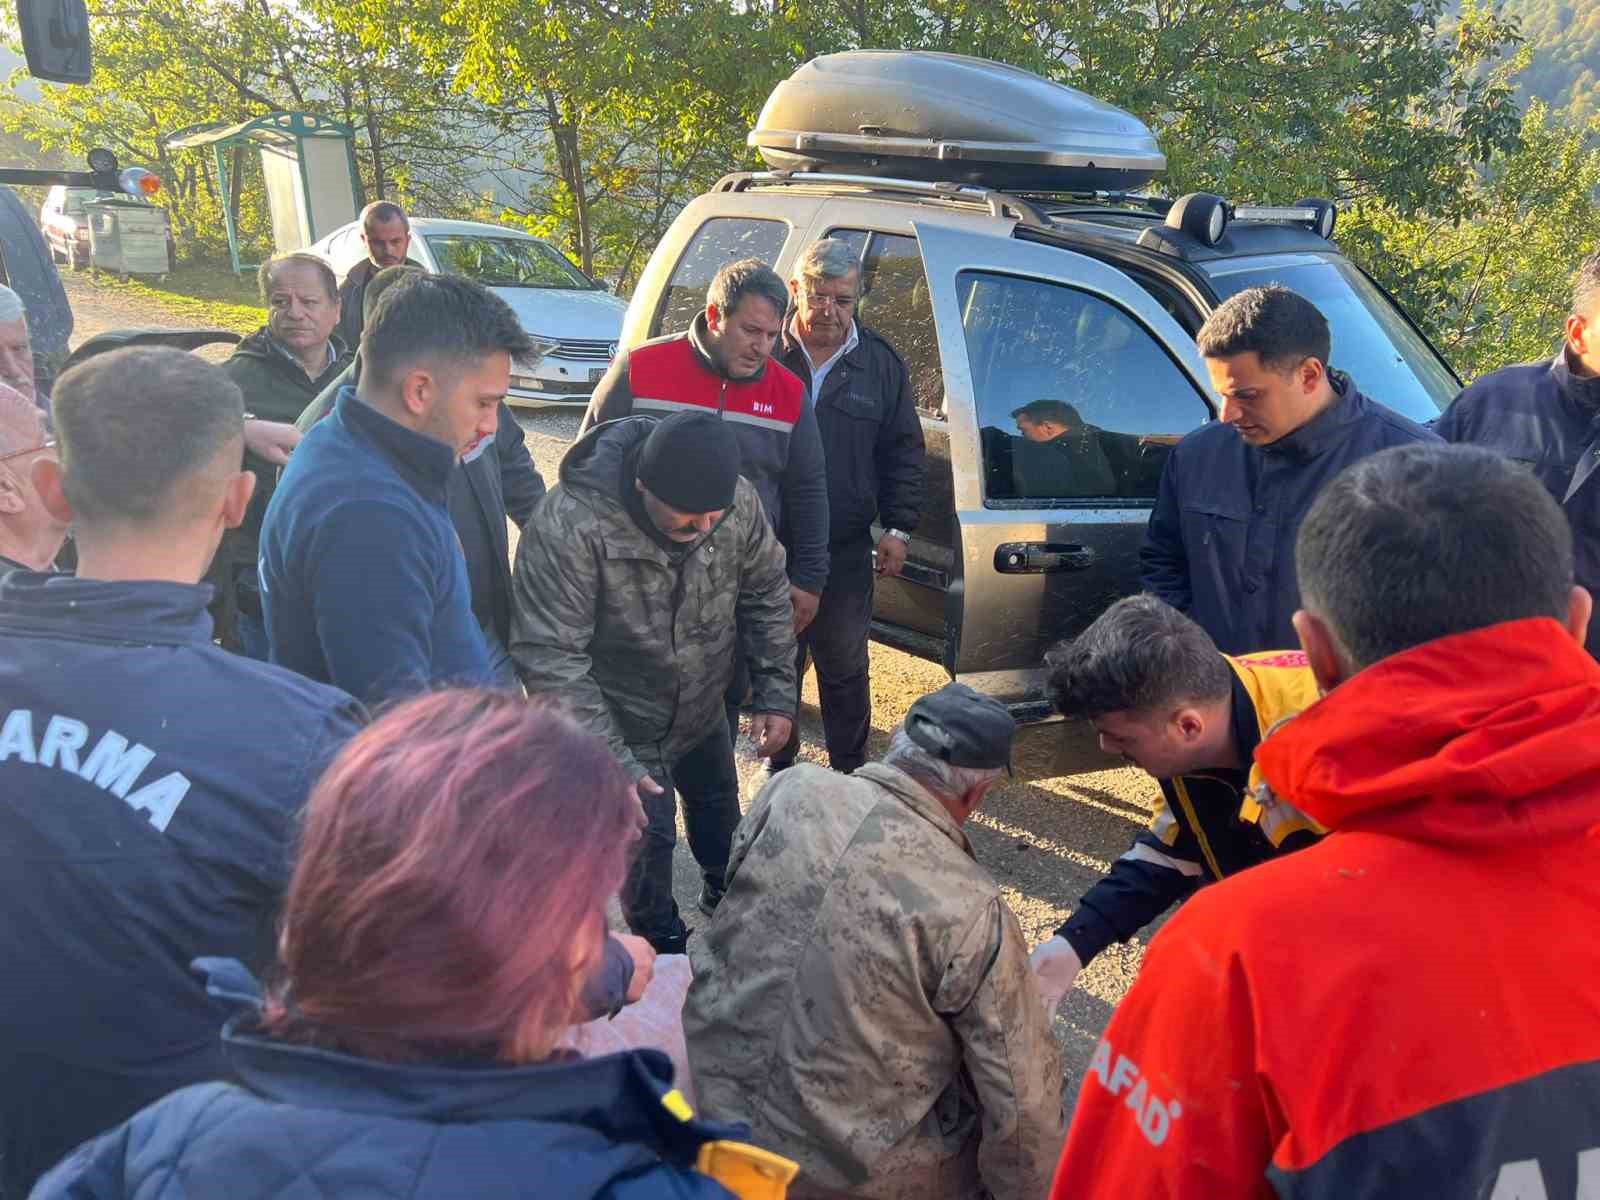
[904,682,1016,772]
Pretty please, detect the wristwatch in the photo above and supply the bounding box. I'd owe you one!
[885,528,911,543]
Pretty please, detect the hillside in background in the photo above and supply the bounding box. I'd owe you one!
[1487,0,1600,119]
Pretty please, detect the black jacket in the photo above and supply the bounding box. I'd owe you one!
[0,572,363,1196]
[1141,372,1438,654]
[775,322,925,549]
[297,377,546,645]
[32,963,740,1200]
[1437,351,1600,651]
[334,257,424,350]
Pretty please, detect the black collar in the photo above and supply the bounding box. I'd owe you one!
[336,386,456,506]
[1551,349,1600,417]
[0,569,214,645]
[1265,370,1363,461]
[687,311,767,384]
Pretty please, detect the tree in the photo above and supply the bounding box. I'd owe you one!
[1342,101,1600,381]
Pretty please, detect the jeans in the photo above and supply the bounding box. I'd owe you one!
[621,722,743,953]
[774,544,874,773]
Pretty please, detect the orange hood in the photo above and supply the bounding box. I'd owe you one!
[1255,618,1600,847]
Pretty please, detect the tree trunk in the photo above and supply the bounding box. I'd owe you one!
[361,67,388,200]
[544,88,593,274]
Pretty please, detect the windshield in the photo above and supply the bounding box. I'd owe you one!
[423,234,595,289]
[1201,252,1457,420]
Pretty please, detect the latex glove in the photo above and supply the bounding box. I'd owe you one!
[1030,935,1083,1016]
[242,418,301,466]
[748,713,794,758]
[874,532,908,577]
[790,585,820,634]
[614,933,657,1004]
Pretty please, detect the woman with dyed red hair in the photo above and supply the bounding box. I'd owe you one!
[31,690,755,1200]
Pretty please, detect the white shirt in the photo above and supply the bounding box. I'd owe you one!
[792,318,859,404]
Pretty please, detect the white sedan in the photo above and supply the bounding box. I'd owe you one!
[309,217,627,409]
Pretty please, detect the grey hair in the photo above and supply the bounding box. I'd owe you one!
[706,258,788,322]
[0,285,26,325]
[792,238,861,285]
[883,728,1003,801]
[1572,250,1600,319]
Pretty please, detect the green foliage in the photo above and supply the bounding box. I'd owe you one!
[1343,102,1600,381]
[1486,0,1600,121]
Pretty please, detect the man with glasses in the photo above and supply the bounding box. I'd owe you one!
[0,382,62,572]
[771,238,925,775]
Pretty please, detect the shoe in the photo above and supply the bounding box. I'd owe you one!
[697,884,725,918]
[647,924,691,956]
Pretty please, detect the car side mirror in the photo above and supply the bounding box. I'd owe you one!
[17,0,91,84]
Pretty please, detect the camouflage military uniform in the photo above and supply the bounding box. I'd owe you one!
[684,762,1065,1200]
[509,416,796,782]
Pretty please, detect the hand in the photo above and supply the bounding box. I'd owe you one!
[615,933,656,1004]
[627,774,664,829]
[875,532,908,578]
[747,713,794,758]
[1030,935,1083,1017]
[790,585,820,635]
[242,418,302,466]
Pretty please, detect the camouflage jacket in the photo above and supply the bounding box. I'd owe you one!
[683,763,1064,1200]
[509,416,796,781]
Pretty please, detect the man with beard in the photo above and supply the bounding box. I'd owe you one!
[335,201,420,349]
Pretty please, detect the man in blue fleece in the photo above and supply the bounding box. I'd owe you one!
[259,273,533,703]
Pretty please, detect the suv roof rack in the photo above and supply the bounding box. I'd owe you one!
[712,170,1050,230]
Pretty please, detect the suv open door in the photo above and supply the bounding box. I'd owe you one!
[905,221,1215,718]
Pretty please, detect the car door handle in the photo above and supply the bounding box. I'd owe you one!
[994,542,1096,573]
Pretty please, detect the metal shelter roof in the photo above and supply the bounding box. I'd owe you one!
[163,111,354,152]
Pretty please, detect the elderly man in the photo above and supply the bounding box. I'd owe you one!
[0,284,39,405]
[684,683,1064,1200]
[1055,443,1600,1198]
[336,201,417,349]
[582,259,829,758]
[261,273,528,703]
[213,253,352,655]
[1142,286,1435,654]
[0,348,362,1197]
[1028,594,1321,1012]
[1438,250,1600,654]
[768,238,924,775]
[0,382,64,572]
[512,410,796,955]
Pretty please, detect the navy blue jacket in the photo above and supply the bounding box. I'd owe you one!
[260,387,493,703]
[33,972,739,1200]
[0,572,362,1196]
[1437,352,1600,652]
[1141,373,1438,654]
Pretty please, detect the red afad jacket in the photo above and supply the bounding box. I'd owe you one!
[1052,617,1600,1199]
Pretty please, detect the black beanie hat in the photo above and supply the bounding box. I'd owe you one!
[635,412,742,513]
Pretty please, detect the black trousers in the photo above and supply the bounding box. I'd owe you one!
[621,722,742,953]
[774,543,875,773]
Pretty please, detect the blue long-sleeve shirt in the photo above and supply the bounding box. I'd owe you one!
[260,387,492,703]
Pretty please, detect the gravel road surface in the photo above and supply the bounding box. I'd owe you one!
[64,274,1162,1092]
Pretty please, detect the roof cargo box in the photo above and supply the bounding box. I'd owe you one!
[750,51,1165,193]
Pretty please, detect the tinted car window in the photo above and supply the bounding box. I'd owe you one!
[1203,252,1455,420]
[826,230,946,419]
[425,235,595,289]
[956,270,1209,502]
[654,217,788,337]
